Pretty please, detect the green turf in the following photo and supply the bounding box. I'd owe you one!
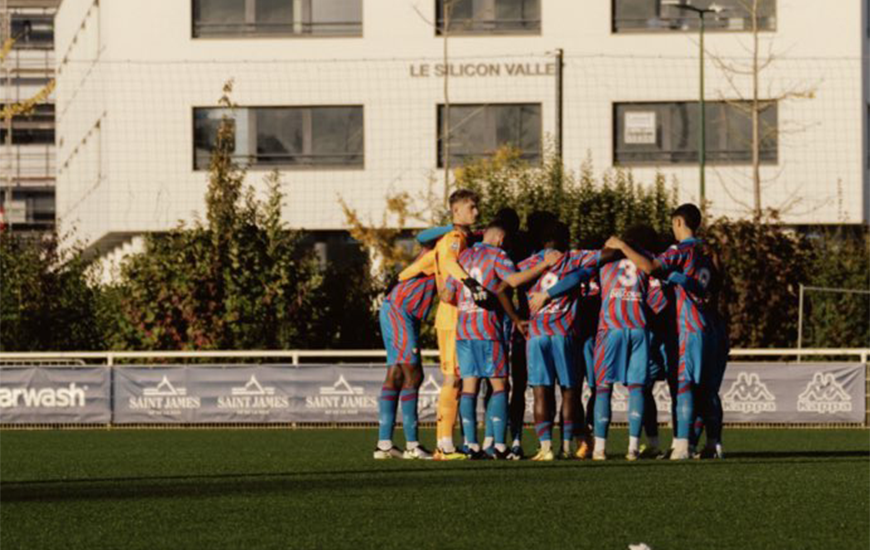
[1,429,868,550]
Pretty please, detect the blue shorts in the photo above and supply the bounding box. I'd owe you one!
[592,328,650,387]
[527,335,578,388]
[676,329,707,386]
[379,303,420,366]
[457,339,508,379]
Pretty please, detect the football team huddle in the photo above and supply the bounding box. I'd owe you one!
[374,188,728,462]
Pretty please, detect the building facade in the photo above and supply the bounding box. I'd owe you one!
[1,0,58,231]
[53,0,869,258]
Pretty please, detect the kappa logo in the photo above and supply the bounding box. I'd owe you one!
[419,375,441,396]
[232,375,275,396]
[524,387,535,415]
[652,381,672,411]
[319,375,363,396]
[611,384,628,412]
[723,372,776,414]
[143,376,187,397]
[417,374,442,411]
[797,372,852,414]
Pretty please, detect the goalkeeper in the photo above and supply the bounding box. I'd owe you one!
[399,189,488,459]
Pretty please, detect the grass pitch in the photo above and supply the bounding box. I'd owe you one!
[1,428,868,550]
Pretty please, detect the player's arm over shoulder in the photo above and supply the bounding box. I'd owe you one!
[436,231,470,282]
[652,245,685,276]
[398,249,437,281]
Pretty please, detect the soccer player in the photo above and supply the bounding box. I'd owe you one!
[520,221,602,461]
[444,220,561,459]
[605,204,714,460]
[700,287,729,459]
[539,226,667,460]
[399,189,488,460]
[669,257,728,459]
[491,207,534,457]
[591,226,666,460]
[374,247,438,460]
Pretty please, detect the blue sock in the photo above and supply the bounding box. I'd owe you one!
[534,421,553,444]
[489,390,508,446]
[562,421,574,443]
[378,387,399,442]
[594,385,612,439]
[483,393,494,446]
[628,384,644,438]
[676,382,694,440]
[460,392,478,447]
[642,385,658,438]
[400,389,419,444]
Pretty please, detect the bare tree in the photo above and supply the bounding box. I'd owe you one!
[413,0,460,208]
[708,0,817,221]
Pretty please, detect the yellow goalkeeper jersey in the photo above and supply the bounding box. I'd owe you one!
[399,229,468,330]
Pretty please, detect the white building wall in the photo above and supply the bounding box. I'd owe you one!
[55,0,869,253]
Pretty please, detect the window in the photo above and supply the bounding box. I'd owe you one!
[0,188,55,226]
[10,14,54,49]
[194,106,363,170]
[437,103,541,167]
[613,101,777,165]
[0,104,55,145]
[436,0,540,34]
[612,0,775,33]
[192,0,362,37]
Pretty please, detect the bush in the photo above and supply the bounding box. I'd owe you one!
[802,227,870,349]
[106,83,326,350]
[0,232,104,351]
[454,147,677,246]
[705,217,815,348]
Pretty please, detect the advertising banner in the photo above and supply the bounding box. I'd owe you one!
[0,366,111,424]
[3,362,865,425]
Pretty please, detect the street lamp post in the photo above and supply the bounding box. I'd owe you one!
[665,1,723,206]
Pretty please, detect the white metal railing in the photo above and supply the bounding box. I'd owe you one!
[0,348,867,366]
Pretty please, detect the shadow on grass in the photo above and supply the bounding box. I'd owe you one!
[727,450,870,459]
[2,452,868,503]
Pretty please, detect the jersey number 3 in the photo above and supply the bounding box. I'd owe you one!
[617,259,638,288]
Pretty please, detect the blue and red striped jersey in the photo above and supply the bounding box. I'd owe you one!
[385,269,437,322]
[598,257,663,330]
[520,249,600,337]
[646,277,668,315]
[446,243,517,341]
[656,238,712,333]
